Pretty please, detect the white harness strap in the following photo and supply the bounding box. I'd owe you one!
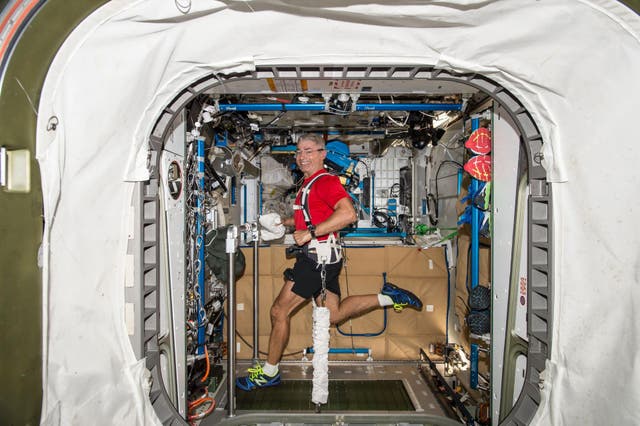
[307,233,342,264]
[295,172,331,226]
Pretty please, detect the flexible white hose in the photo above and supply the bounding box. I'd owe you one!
[311,304,330,405]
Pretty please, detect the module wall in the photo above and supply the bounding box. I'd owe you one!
[232,245,448,360]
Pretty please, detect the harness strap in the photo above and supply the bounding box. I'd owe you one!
[296,172,344,265]
[298,172,331,229]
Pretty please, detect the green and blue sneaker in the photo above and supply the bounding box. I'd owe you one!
[382,282,423,312]
[236,365,281,391]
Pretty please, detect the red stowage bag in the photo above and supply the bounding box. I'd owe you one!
[465,127,491,155]
[464,155,492,182]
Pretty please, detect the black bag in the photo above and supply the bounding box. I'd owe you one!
[205,226,246,283]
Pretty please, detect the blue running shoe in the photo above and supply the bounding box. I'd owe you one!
[236,365,281,391]
[382,282,423,312]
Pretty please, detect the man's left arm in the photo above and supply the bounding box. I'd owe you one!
[281,216,295,227]
[293,197,356,245]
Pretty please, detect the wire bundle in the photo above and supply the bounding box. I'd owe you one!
[187,395,215,424]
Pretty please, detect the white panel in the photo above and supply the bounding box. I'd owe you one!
[125,303,135,336]
[159,113,187,417]
[5,149,30,192]
[371,147,410,210]
[491,102,522,425]
[241,176,259,226]
[514,212,529,340]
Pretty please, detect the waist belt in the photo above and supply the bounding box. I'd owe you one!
[303,233,342,265]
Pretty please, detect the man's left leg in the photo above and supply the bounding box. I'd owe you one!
[320,291,379,325]
[320,283,423,325]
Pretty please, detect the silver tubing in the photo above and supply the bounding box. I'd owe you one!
[225,225,238,418]
[252,224,259,362]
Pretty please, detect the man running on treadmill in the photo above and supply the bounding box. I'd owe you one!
[236,133,423,390]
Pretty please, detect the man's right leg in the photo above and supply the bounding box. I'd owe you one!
[266,280,306,365]
[236,280,306,391]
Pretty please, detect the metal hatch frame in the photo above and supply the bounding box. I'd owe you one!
[131,64,553,425]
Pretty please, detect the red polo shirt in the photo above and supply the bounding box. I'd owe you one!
[293,170,349,240]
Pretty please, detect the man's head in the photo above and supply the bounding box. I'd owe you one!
[295,133,326,178]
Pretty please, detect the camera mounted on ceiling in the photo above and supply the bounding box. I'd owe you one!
[408,111,445,150]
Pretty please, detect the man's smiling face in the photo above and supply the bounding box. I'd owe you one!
[295,138,326,178]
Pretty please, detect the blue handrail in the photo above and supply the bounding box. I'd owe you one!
[470,117,480,290]
[217,102,462,112]
[305,347,370,355]
[469,117,481,390]
[196,137,206,355]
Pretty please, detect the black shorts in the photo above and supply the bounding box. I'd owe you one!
[290,255,342,299]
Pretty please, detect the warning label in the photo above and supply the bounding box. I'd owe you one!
[327,80,362,91]
[519,277,527,305]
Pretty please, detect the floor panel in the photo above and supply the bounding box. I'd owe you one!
[202,361,452,425]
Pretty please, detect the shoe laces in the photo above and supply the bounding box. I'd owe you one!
[247,365,264,381]
[392,303,407,312]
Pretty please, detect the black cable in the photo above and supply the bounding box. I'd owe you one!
[336,247,387,339]
[432,160,463,225]
[372,209,395,230]
[435,161,463,196]
[356,159,370,178]
[204,159,227,192]
[263,111,285,128]
[471,184,491,211]
[389,183,400,197]
[426,193,438,226]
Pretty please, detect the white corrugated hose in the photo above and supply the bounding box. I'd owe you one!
[311,303,330,405]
